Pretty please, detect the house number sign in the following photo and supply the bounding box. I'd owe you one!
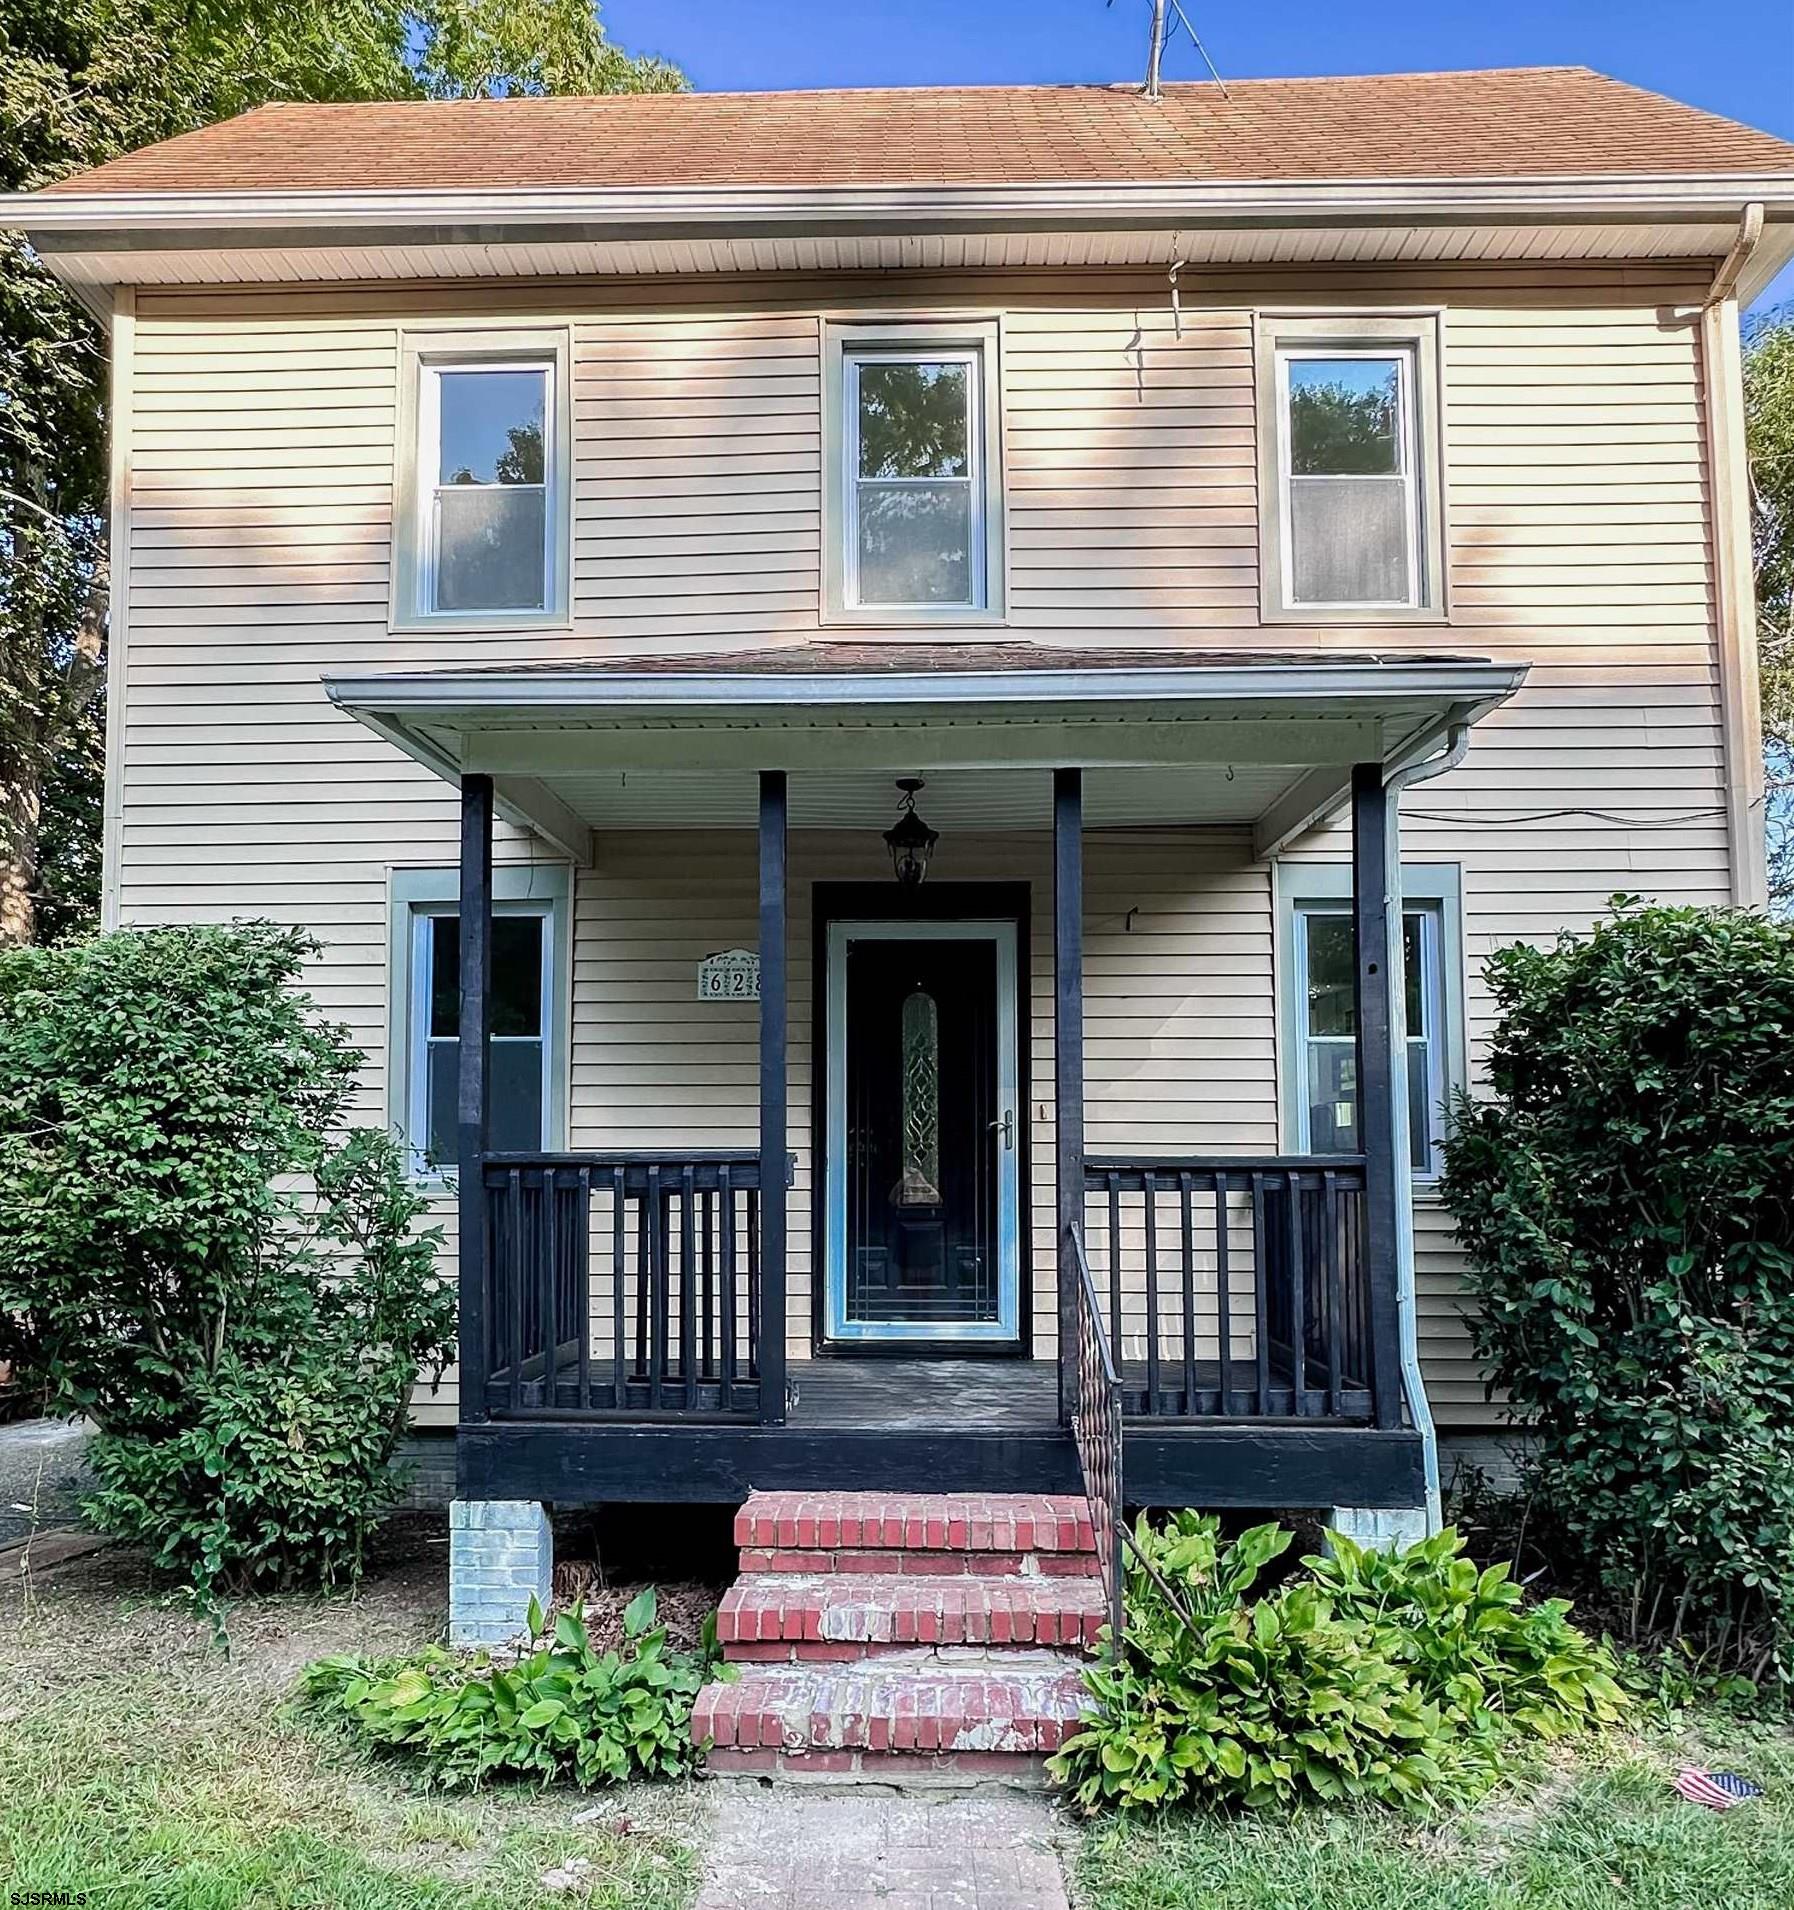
[697,949,759,1001]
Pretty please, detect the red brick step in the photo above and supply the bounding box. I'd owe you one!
[694,1656,1089,1765]
[734,1491,1097,1575]
[718,1570,1105,1659]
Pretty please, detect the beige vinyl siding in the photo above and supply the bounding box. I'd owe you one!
[113,264,1737,1431]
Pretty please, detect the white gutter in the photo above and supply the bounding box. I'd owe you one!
[1382,721,1472,1532]
[7,172,1794,239]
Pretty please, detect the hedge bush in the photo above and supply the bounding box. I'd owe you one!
[0,923,454,1595]
[1047,1515,1623,1814]
[1441,900,1794,1673]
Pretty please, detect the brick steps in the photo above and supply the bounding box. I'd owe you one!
[699,1490,1100,1782]
[719,1571,1105,1657]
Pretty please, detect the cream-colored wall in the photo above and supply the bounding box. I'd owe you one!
[111,264,1740,1429]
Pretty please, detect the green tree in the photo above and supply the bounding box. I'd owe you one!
[1743,309,1793,907]
[0,3,683,947]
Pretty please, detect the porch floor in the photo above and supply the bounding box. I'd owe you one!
[787,1359,1058,1431]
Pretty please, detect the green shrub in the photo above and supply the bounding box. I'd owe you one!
[303,1588,724,1789]
[1441,900,1794,1672]
[0,923,454,1595]
[1047,1514,1622,1815]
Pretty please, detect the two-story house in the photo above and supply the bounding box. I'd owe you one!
[7,68,1793,1763]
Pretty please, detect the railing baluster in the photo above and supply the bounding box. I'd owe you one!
[634,1182,649,1387]
[1286,1170,1308,1415]
[575,1166,592,1413]
[1177,1171,1195,1415]
[1252,1170,1271,1415]
[647,1163,665,1411]
[1213,1173,1231,1417]
[1143,1174,1160,1415]
[719,1165,736,1412]
[507,1168,523,1416]
[1323,1169,1344,1419]
[701,1188,716,1383]
[611,1164,626,1409]
[1106,1172,1123,1375]
[746,1187,760,1376]
[542,1167,559,1411]
[680,1163,697,1410]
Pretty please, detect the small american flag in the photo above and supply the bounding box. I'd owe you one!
[1673,1767,1764,1811]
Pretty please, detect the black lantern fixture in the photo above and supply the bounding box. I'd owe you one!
[883,778,939,887]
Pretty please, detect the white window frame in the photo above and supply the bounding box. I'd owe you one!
[387,865,571,1182]
[393,328,573,632]
[1255,312,1446,625]
[822,319,1006,624]
[1275,346,1421,614]
[1275,863,1465,1184]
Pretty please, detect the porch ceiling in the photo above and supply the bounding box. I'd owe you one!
[324,645,1526,864]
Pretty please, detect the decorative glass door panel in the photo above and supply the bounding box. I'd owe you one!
[824,921,1020,1344]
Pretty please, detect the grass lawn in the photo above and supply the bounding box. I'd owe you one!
[0,1519,702,1910]
[1074,1727,1794,1910]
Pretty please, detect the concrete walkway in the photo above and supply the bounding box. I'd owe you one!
[694,1785,1074,1910]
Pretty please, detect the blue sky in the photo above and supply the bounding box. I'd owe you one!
[602,0,1794,308]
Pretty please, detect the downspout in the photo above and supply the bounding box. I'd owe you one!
[1699,202,1769,907]
[1382,718,1470,1531]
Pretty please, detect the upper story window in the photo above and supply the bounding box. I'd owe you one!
[395,330,571,628]
[825,321,1005,621]
[1256,314,1445,623]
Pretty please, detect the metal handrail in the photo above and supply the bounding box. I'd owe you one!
[1066,1220,1125,1656]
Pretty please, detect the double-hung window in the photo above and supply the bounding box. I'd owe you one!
[1256,315,1444,621]
[397,331,571,626]
[389,868,569,1178]
[825,322,1005,619]
[1280,867,1462,1180]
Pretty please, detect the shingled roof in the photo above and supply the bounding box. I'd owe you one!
[43,67,1794,197]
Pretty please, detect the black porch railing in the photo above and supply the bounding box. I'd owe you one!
[1083,1155,1373,1420]
[1066,1220,1125,1652]
[482,1151,762,1419]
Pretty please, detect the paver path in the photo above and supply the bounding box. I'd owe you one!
[693,1785,1074,1910]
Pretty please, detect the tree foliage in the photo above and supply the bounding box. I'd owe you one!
[0,3,682,945]
[1744,309,1794,906]
[1441,900,1794,1675]
[0,922,455,1592]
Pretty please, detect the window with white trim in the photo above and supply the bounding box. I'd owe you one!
[388,867,569,1178]
[397,331,570,626]
[1256,315,1444,621]
[825,323,1005,619]
[1293,900,1447,1175]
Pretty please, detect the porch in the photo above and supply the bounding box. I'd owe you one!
[327,644,1523,1517]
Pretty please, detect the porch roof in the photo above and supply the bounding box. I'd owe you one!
[324,644,1525,865]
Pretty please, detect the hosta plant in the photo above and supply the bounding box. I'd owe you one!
[1047,1513,1623,1815]
[303,1587,727,1789]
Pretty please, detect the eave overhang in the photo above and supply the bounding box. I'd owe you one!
[322,653,1528,863]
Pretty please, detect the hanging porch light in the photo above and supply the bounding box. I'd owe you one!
[882,777,940,887]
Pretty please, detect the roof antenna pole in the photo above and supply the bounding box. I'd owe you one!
[1145,0,1167,101]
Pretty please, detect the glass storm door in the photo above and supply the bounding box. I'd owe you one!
[824,921,1021,1344]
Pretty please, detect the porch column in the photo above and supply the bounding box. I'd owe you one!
[456,772,494,1429]
[1350,763,1406,1433]
[1054,767,1084,1425]
[758,770,788,1426]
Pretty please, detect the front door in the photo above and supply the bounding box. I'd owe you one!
[824,920,1021,1344]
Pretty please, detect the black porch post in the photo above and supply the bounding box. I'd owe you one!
[1351,763,1406,1433]
[758,770,789,1427]
[1054,767,1085,1425]
[457,773,494,1430]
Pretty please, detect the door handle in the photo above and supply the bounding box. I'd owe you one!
[989,1109,1015,1150]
